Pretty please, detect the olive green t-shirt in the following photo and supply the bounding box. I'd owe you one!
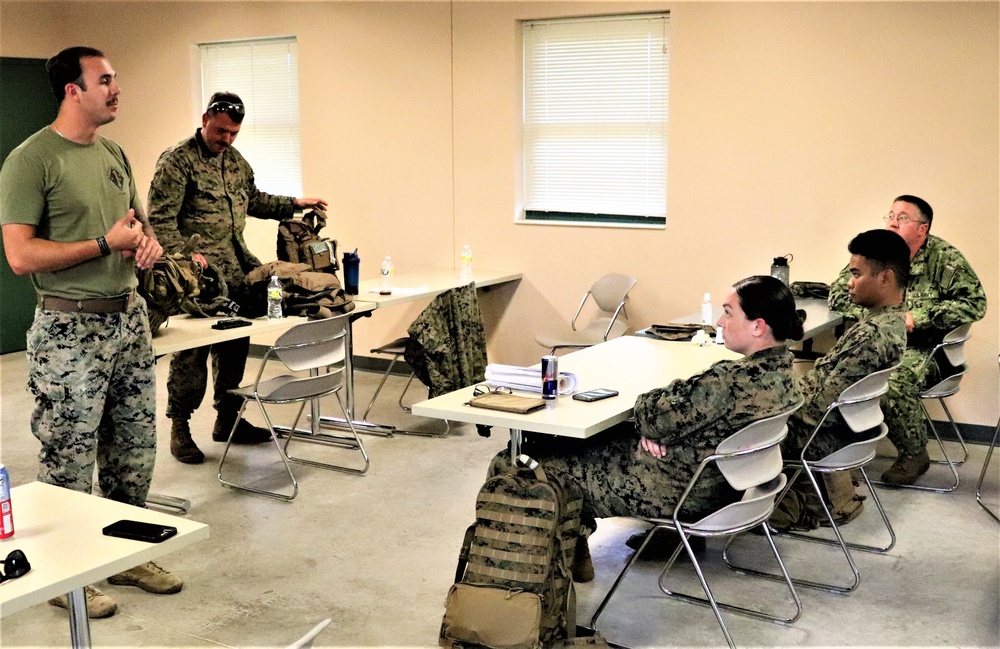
[0,127,143,299]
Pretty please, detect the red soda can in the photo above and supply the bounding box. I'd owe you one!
[542,355,558,400]
[0,464,13,539]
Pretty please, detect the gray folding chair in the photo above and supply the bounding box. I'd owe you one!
[877,323,971,492]
[218,314,368,501]
[975,354,1000,523]
[725,367,897,594]
[590,402,803,649]
[534,273,637,355]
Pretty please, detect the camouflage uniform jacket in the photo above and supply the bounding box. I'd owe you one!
[829,234,986,349]
[632,345,800,511]
[786,304,906,460]
[404,283,487,398]
[147,130,295,286]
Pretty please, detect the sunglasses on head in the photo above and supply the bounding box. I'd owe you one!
[0,549,30,583]
[207,101,245,117]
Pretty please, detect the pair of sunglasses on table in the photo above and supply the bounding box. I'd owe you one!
[0,549,31,583]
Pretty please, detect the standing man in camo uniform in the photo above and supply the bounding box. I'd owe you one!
[829,196,986,485]
[490,276,803,580]
[147,92,327,464]
[0,46,180,619]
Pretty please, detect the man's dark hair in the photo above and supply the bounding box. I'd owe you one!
[206,91,246,124]
[849,229,911,287]
[46,46,105,102]
[733,275,803,342]
[894,194,933,229]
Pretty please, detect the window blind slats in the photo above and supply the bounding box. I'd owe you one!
[200,38,301,197]
[523,14,669,221]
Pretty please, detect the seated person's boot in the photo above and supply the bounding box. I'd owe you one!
[881,448,931,486]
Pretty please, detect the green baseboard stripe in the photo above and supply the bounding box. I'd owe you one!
[940,421,996,446]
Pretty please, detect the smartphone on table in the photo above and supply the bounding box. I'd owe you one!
[102,519,178,543]
[572,388,620,402]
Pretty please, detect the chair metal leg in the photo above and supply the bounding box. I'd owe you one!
[218,400,299,501]
[284,392,369,475]
[976,417,1000,523]
[723,463,895,593]
[767,467,895,555]
[592,524,800,649]
[873,401,960,493]
[362,354,403,421]
[657,526,802,647]
[931,399,968,465]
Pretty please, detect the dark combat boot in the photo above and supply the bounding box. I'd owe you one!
[212,408,272,444]
[170,418,205,464]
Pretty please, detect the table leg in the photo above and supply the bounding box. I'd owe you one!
[66,587,91,648]
[510,428,523,461]
[145,493,191,515]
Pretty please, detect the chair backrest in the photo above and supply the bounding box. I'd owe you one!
[571,273,638,337]
[715,401,801,491]
[835,365,894,433]
[936,322,972,368]
[589,273,638,313]
[273,313,350,372]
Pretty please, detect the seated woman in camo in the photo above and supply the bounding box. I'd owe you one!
[488,275,803,579]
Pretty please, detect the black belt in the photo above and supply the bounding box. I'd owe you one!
[39,291,135,314]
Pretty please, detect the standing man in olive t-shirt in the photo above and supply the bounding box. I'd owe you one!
[0,46,180,619]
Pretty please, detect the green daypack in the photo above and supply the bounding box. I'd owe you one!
[137,235,204,332]
[277,210,338,274]
[441,455,582,649]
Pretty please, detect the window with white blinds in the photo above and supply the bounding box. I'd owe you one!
[522,14,669,226]
[199,37,301,196]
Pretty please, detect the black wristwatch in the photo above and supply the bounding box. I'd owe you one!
[97,236,111,257]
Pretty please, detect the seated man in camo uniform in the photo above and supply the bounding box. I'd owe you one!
[828,195,986,485]
[489,276,803,581]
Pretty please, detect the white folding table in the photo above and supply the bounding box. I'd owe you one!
[0,482,209,648]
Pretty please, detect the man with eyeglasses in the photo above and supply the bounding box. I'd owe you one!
[828,195,986,485]
[147,92,328,464]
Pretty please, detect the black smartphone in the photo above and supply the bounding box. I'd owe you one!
[572,388,620,402]
[102,519,178,543]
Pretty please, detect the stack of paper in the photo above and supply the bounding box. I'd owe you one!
[484,364,579,395]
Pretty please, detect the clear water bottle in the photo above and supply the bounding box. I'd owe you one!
[460,245,473,283]
[267,275,283,319]
[701,292,713,325]
[380,256,394,295]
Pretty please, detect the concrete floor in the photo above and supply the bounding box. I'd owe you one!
[0,349,998,647]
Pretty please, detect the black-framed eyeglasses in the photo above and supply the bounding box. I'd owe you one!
[0,549,31,583]
[472,384,512,397]
[207,101,245,118]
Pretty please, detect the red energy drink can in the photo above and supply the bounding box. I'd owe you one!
[542,355,558,400]
[0,464,13,539]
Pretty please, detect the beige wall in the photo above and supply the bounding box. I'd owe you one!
[2,1,998,427]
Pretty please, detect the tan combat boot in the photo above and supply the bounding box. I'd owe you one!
[881,448,931,486]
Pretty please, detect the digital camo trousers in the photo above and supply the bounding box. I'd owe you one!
[884,346,936,457]
[25,298,156,507]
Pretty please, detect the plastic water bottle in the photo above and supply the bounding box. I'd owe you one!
[380,256,394,295]
[701,292,713,326]
[460,245,473,283]
[267,275,283,319]
[0,464,13,539]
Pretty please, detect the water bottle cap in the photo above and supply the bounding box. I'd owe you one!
[772,257,787,266]
[703,292,711,301]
